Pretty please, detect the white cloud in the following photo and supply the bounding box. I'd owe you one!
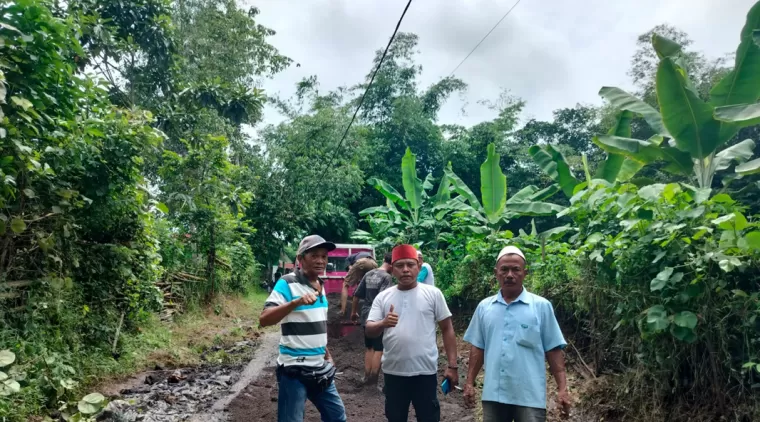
[246,0,757,129]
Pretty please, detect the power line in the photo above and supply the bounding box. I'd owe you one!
[446,0,522,78]
[332,0,413,160]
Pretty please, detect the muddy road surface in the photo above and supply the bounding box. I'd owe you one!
[227,294,475,422]
[98,293,589,421]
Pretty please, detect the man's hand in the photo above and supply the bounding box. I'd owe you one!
[444,367,458,389]
[557,390,572,418]
[351,312,360,324]
[463,383,477,408]
[296,292,317,307]
[383,304,399,328]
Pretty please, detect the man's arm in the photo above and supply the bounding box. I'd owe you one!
[352,279,367,323]
[463,345,484,408]
[365,318,386,338]
[438,317,459,387]
[546,348,567,390]
[465,345,484,386]
[539,301,570,413]
[325,346,333,364]
[438,317,458,368]
[350,296,360,323]
[260,288,315,327]
[547,348,570,413]
[366,298,396,338]
[461,302,485,408]
[260,299,301,327]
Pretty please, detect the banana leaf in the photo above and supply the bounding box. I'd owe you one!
[368,177,409,210]
[656,57,723,159]
[401,148,423,211]
[710,1,760,108]
[480,143,507,225]
[527,145,579,197]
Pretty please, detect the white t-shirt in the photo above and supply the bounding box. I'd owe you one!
[367,283,452,376]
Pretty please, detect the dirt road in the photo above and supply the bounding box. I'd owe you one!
[102,293,590,421]
[227,309,475,421]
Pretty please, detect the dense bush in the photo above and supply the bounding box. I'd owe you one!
[433,180,760,420]
[0,1,264,418]
[557,182,760,420]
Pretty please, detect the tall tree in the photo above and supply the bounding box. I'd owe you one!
[629,24,731,106]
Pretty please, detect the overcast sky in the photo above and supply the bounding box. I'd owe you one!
[245,0,755,129]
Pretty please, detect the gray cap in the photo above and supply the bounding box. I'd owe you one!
[297,235,336,256]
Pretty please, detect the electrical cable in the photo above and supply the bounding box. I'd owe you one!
[331,0,413,160]
[446,0,522,78]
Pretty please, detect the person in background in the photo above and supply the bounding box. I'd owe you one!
[350,252,394,385]
[341,251,376,316]
[366,244,458,422]
[417,251,435,286]
[271,271,282,293]
[462,246,571,422]
[259,235,346,422]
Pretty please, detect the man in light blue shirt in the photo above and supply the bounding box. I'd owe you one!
[463,246,571,422]
[416,251,434,286]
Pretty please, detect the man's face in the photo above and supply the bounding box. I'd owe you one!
[392,258,420,286]
[494,254,526,297]
[300,248,329,277]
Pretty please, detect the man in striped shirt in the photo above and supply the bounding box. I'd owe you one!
[260,235,346,422]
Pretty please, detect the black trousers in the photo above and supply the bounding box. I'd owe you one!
[383,373,440,422]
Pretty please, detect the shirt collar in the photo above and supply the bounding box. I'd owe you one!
[294,269,324,286]
[493,288,532,305]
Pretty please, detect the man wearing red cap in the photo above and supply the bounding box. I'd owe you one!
[365,244,459,422]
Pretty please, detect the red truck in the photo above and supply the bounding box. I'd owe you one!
[322,243,375,295]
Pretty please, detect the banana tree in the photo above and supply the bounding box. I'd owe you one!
[352,148,451,247]
[354,144,564,245]
[592,1,760,188]
[438,144,564,236]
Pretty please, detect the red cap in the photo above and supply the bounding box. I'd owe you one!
[391,245,418,263]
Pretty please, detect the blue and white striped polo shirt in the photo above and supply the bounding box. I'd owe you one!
[264,271,328,367]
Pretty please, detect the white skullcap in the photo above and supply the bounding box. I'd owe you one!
[496,246,526,263]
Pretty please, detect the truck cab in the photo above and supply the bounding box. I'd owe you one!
[322,243,375,295]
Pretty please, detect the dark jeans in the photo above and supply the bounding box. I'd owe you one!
[481,401,546,422]
[383,373,440,422]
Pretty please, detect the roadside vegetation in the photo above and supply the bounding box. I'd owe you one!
[2,0,760,421]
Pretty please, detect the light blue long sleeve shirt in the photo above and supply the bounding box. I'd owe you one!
[463,288,566,409]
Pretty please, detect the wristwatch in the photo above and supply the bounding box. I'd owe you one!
[448,365,459,369]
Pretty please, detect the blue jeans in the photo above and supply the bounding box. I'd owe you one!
[277,369,346,422]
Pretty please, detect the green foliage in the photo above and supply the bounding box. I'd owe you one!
[548,180,760,413]
[356,144,563,251]
[0,0,278,417]
[587,10,760,189]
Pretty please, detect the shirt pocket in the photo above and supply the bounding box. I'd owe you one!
[515,323,541,349]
